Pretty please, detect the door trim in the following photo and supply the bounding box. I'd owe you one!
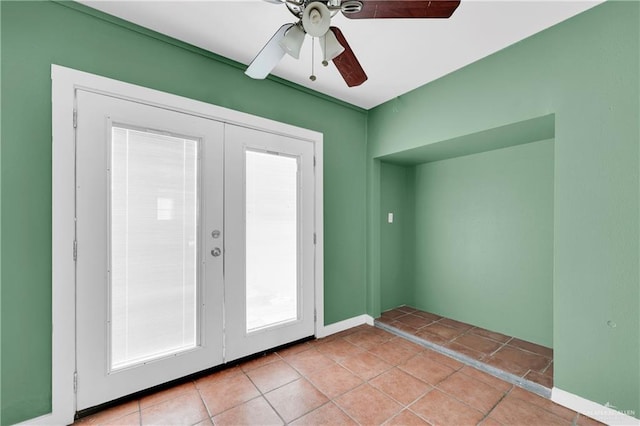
[48,64,324,425]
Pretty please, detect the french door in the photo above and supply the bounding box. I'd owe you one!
[75,91,315,410]
[224,124,315,361]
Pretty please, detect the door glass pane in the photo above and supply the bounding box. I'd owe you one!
[245,150,298,332]
[110,126,198,370]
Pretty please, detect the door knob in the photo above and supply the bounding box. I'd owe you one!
[211,247,222,257]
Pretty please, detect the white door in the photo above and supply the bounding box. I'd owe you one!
[75,91,317,411]
[75,90,224,410]
[224,125,316,361]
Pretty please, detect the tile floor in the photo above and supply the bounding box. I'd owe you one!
[377,306,554,389]
[74,324,602,426]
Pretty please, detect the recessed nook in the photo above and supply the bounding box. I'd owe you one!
[375,114,555,394]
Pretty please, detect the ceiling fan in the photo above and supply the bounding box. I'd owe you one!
[245,0,461,87]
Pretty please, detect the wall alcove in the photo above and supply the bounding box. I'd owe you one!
[376,114,555,348]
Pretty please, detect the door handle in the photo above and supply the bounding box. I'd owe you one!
[211,247,222,257]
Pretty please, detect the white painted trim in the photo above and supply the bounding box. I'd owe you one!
[16,413,58,426]
[48,64,324,425]
[316,314,374,338]
[42,64,80,426]
[313,139,324,340]
[53,66,321,143]
[552,387,639,425]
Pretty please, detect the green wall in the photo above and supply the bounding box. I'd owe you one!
[368,0,639,417]
[379,140,554,347]
[379,162,415,311]
[413,140,554,347]
[2,0,640,423]
[0,2,367,424]
[0,1,3,423]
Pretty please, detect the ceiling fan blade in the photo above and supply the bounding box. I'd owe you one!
[330,27,367,87]
[263,0,286,3]
[344,0,460,19]
[245,24,292,79]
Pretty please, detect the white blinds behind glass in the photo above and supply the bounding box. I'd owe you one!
[110,126,198,370]
[245,150,299,332]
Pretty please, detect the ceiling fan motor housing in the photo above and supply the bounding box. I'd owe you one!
[286,0,349,19]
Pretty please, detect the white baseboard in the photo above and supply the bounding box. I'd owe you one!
[16,412,68,426]
[552,387,639,425]
[316,314,374,338]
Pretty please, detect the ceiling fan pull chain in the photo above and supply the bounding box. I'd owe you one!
[322,35,329,67]
[310,38,317,81]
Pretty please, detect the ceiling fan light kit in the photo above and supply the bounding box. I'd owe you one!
[279,23,307,58]
[246,0,461,87]
[320,30,345,65]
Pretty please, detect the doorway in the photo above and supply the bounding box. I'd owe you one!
[72,88,318,411]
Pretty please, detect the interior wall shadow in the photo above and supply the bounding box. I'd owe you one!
[379,162,416,311]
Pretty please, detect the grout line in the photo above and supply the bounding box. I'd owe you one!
[481,386,512,423]
[332,397,363,425]
[488,337,513,357]
[195,380,215,421]
[432,374,502,417]
[242,370,288,425]
[406,405,434,425]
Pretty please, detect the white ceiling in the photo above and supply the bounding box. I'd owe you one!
[77,0,603,110]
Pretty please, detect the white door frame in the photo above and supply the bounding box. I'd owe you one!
[45,64,324,426]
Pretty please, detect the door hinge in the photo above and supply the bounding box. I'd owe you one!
[314,309,317,322]
[73,109,77,128]
[313,156,316,167]
[313,233,316,245]
[73,372,78,393]
[73,240,77,261]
